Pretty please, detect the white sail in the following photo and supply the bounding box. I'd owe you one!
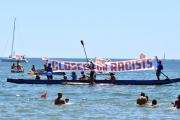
[1,18,28,63]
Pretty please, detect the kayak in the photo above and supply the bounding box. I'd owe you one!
[7,78,180,85]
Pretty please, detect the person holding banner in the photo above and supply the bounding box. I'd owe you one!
[156,60,163,80]
[88,61,96,81]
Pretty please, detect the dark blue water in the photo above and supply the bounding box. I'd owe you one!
[0,58,180,120]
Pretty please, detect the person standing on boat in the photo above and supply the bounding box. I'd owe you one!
[156,60,163,80]
[46,63,53,80]
[88,61,96,80]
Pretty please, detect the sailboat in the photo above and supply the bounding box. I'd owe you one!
[1,18,28,63]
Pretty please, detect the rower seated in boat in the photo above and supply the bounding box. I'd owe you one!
[31,65,36,72]
[16,61,21,69]
[79,71,86,80]
[137,92,148,105]
[109,72,116,80]
[11,63,16,69]
[172,94,180,109]
[35,73,40,80]
[71,71,77,80]
[62,72,67,80]
[40,64,47,72]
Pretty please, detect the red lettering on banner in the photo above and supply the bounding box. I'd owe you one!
[52,61,59,70]
[131,60,135,70]
[118,62,124,71]
[77,63,83,70]
[59,62,65,70]
[125,61,132,70]
[71,63,77,70]
[103,64,108,71]
[135,60,142,69]
[142,59,146,69]
[65,62,71,70]
[96,65,102,71]
[147,58,152,68]
[111,63,117,71]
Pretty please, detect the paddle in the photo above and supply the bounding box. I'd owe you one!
[155,56,170,80]
[80,40,95,85]
[81,40,89,64]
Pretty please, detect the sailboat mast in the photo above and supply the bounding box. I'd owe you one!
[11,18,16,57]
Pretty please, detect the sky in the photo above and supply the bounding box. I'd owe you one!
[0,0,179,59]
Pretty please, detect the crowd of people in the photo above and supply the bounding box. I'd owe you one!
[11,61,24,72]
[27,60,117,81]
[13,57,167,82]
[10,59,180,108]
[38,91,180,108]
[137,92,180,109]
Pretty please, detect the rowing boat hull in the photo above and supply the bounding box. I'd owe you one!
[7,78,180,85]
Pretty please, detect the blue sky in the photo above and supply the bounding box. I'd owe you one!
[0,0,179,59]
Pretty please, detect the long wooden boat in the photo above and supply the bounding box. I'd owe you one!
[7,78,180,85]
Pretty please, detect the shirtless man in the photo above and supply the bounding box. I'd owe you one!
[54,93,65,105]
[172,94,180,109]
[137,92,148,105]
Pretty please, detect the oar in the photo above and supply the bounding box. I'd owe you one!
[80,40,89,63]
[155,56,170,80]
[160,71,170,80]
[80,40,95,85]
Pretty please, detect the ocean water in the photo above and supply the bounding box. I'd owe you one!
[0,58,180,120]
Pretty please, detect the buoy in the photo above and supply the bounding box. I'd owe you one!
[41,92,47,98]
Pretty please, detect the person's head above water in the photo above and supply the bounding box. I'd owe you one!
[152,99,157,106]
[65,99,69,103]
[178,94,180,100]
[140,92,145,97]
[58,93,62,98]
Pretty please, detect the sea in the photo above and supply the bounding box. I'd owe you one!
[0,58,180,120]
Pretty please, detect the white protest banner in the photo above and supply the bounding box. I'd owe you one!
[50,57,158,73]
